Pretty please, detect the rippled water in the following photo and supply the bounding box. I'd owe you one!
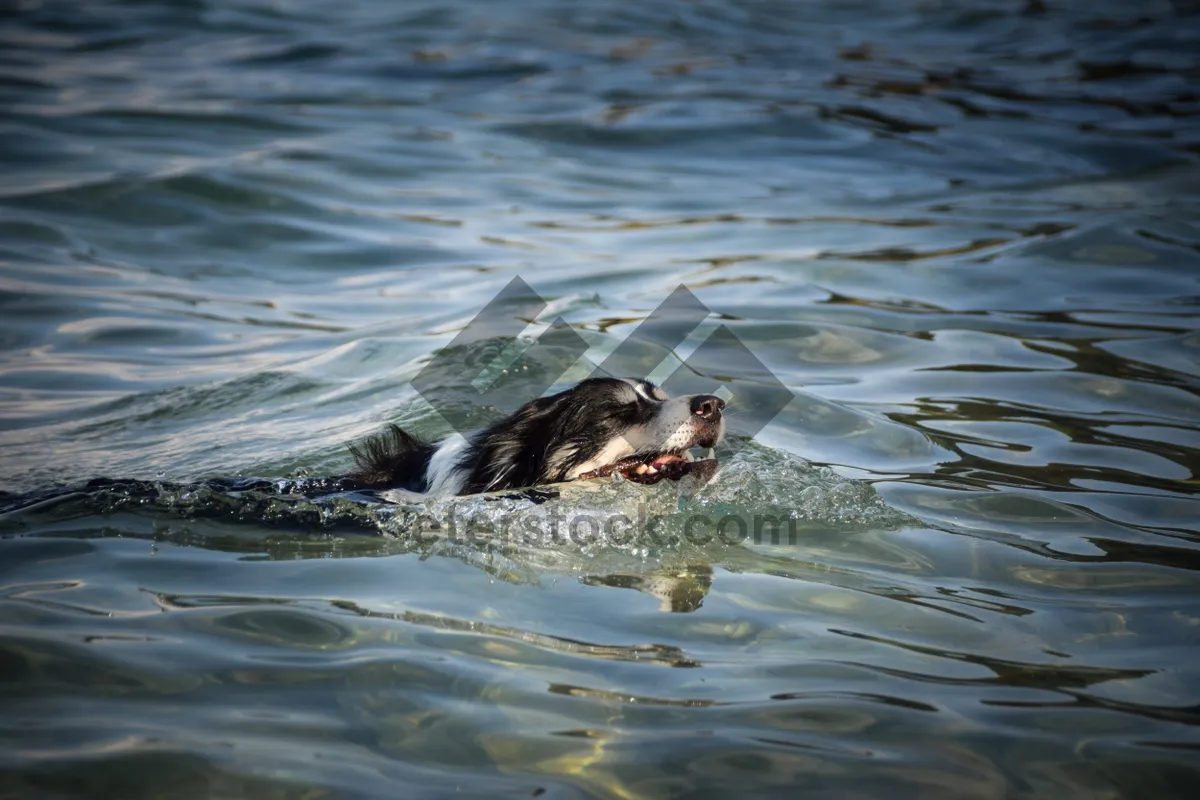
[2,0,1199,797]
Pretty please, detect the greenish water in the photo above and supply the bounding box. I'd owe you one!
[2,0,1199,797]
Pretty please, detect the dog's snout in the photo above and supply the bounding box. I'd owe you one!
[690,395,725,421]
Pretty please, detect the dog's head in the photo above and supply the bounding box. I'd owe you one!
[461,377,725,493]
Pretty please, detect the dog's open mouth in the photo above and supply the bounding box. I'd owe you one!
[577,449,717,485]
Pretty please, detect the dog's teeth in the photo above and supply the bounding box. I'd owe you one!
[635,464,648,475]
[645,465,658,474]
[706,448,715,460]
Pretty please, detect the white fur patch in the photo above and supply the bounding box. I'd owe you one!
[642,395,724,453]
[425,434,470,496]
[568,437,637,478]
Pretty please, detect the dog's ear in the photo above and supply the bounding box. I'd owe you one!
[348,424,429,487]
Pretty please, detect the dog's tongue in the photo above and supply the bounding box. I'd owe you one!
[649,453,687,468]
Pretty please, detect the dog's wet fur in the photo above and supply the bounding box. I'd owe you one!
[349,377,725,496]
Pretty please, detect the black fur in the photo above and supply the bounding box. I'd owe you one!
[348,424,436,491]
[456,378,656,494]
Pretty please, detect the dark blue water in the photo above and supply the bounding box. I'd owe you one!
[2,1,1199,797]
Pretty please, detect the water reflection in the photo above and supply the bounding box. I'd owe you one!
[2,0,1200,796]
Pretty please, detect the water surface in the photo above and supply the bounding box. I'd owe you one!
[1,1,1199,797]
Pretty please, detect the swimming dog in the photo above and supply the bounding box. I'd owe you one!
[348,377,725,496]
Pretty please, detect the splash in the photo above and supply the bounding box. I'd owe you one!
[0,442,913,550]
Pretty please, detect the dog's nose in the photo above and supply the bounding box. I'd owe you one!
[690,395,725,421]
